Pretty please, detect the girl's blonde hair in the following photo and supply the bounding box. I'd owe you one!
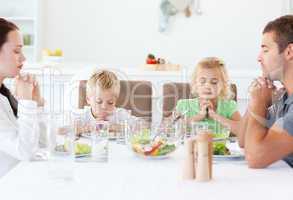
[86,69,120,98]
[191,57,232,99]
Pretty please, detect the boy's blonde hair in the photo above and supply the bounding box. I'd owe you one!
[191,57,232,99]
[86,69,120,98]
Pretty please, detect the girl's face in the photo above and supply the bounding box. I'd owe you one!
[0,30,25,79]
[87,88,117,117]
[194,68,224,100]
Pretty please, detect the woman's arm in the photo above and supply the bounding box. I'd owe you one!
[0,100,39,160]
[0,74,44,160]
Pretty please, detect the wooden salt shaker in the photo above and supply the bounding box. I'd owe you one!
[194,132,213,181]
[182,138,195,180]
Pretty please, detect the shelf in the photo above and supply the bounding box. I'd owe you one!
[0,0,40,62]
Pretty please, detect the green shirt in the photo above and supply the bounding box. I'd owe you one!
[176,98,238,135]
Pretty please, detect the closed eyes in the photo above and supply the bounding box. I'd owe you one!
[96,99,114,105]
[198,78,219,85]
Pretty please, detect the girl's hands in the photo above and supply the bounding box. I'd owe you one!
[207,107,216,118]
[199,99,215,118]
[189,100,210,122]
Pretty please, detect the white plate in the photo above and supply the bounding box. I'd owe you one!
[75,153,91,158]
[132,152,170,160]
[80,133,117,140]
[130,146,177,160]
[213,150,244,161]
[213,137,237,142]
[213,138,244,161]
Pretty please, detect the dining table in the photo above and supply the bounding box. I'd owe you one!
[0,142,292,200]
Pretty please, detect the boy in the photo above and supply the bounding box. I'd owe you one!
[73,70,136,135]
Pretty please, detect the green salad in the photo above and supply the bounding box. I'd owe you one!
[213,142,230,155]
[130,129,176,157]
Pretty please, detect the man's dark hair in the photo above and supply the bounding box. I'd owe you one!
[263,15,293,53]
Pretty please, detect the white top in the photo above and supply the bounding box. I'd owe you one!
[0,143,291,200]
[72,106,137,124]
[0,93,40,177]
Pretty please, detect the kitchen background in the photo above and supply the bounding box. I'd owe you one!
[0,0,292,121]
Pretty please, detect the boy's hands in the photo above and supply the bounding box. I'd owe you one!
[74,122,93,137]
[95,112,109,121]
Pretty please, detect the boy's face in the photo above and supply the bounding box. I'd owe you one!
[87,89,117,118]
[194,68,223,100]
[257,32,286,81]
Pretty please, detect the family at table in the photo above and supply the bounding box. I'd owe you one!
[0,15,293,177]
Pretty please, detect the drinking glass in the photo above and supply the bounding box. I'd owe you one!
[191,121,209,137]
[47,112,75,182]
[213,123,231,139]
[91,121,109,162]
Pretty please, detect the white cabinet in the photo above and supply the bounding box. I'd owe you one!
[0,0,41,62]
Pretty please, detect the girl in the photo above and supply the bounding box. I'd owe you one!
[0,18,44,177]
[176,57,241,135]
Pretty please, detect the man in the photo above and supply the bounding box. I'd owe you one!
[238,15,293,168]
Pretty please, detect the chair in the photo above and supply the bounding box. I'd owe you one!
[78,80,152,119]
[162,82,237,118]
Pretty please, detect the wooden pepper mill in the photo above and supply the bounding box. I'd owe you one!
[194,132,213,181]
[182,132,213,181]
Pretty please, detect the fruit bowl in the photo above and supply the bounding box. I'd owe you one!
[127,128,180,159]
[42,55,64,63]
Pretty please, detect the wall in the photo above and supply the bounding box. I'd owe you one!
[41,0,291,71]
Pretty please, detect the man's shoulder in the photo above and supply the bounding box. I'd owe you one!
[269,95,293,136]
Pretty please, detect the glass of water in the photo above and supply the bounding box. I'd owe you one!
[191,121,209,137]
[91,121,109,162]
[47,112,75,182]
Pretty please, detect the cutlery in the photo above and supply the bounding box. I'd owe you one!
[172,109,189,123]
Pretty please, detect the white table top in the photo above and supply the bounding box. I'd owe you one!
[0,143,292,200]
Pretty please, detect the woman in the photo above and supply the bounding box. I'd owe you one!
[0,18,44,177]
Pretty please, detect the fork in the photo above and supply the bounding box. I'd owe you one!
[172,109,189,123]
